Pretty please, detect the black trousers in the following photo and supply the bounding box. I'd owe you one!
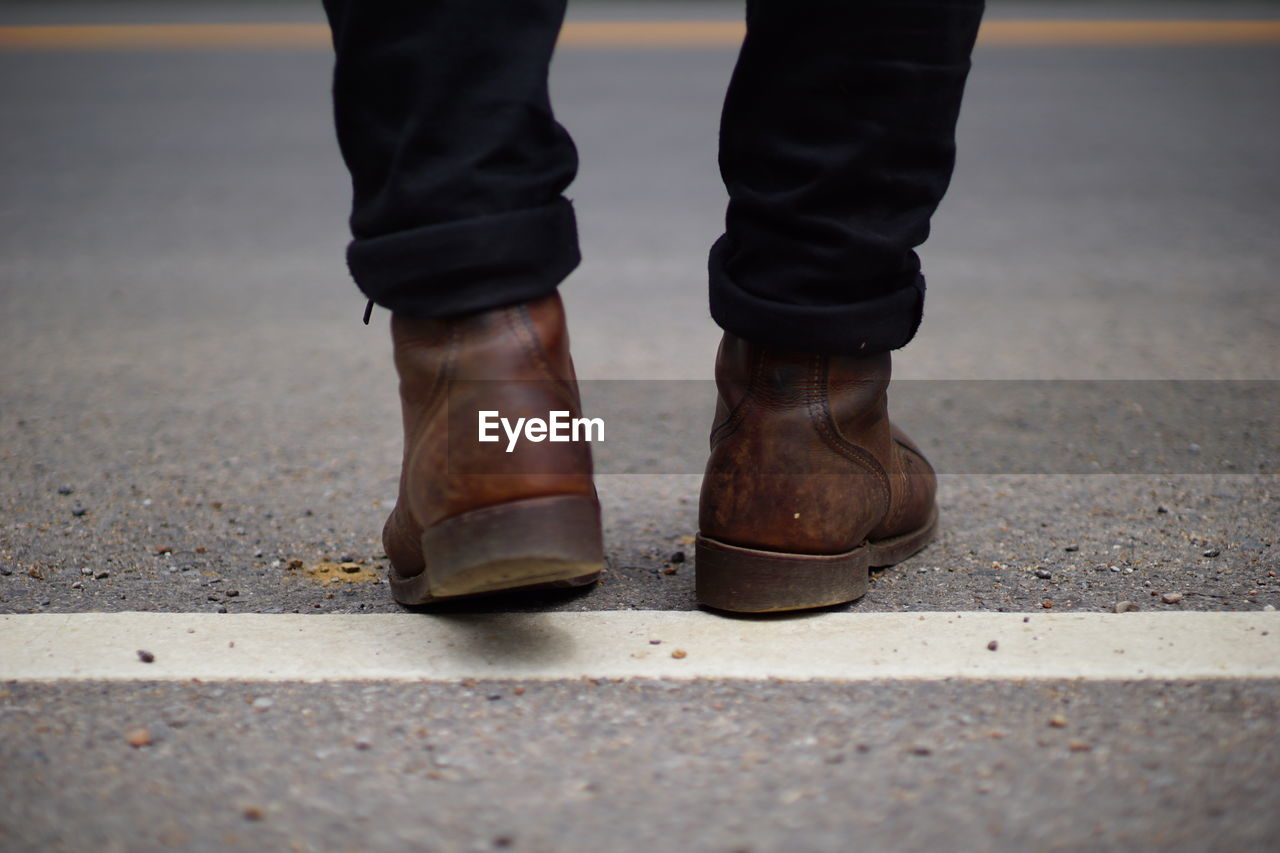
[323,1,983,355]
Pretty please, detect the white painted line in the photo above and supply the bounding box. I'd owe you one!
[2,611,1277,683]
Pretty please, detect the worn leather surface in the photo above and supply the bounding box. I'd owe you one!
[382,294,596,578]
[698,333,936,556]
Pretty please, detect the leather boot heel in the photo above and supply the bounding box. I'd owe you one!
[696,333,939,614]
[390,495,604,604]
[695,535,870,614]
[383,294,602,605]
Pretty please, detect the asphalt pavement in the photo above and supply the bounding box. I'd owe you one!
[1,2,1277,851]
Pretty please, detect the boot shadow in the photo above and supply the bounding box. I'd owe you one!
[422,611,578,668]
[395,585,596,669]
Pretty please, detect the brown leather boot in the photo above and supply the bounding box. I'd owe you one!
[382,293,603,604]
[696,333,937,613]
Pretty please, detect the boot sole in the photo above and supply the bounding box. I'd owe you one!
[695,507,938,614]
[389,495,604,605]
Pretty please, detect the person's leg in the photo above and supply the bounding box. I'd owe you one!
[710,0,984,354]
[323,1,603,602]
[323,0,581,317]
[697,0,984,612]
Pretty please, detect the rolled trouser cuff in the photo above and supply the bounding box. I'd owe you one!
[708,235,925,356]
[347,198,580,318]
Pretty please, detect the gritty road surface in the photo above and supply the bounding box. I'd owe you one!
[1,1,1277,851]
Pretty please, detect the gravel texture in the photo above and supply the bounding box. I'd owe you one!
[3,679,1278,852]
[2,465,1276,614]
[1,4,1279,851]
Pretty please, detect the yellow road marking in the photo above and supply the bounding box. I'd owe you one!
[0,20,1279,50]
[981,19,1280,45]
[561,20,742,47]
[0,22,328,49]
